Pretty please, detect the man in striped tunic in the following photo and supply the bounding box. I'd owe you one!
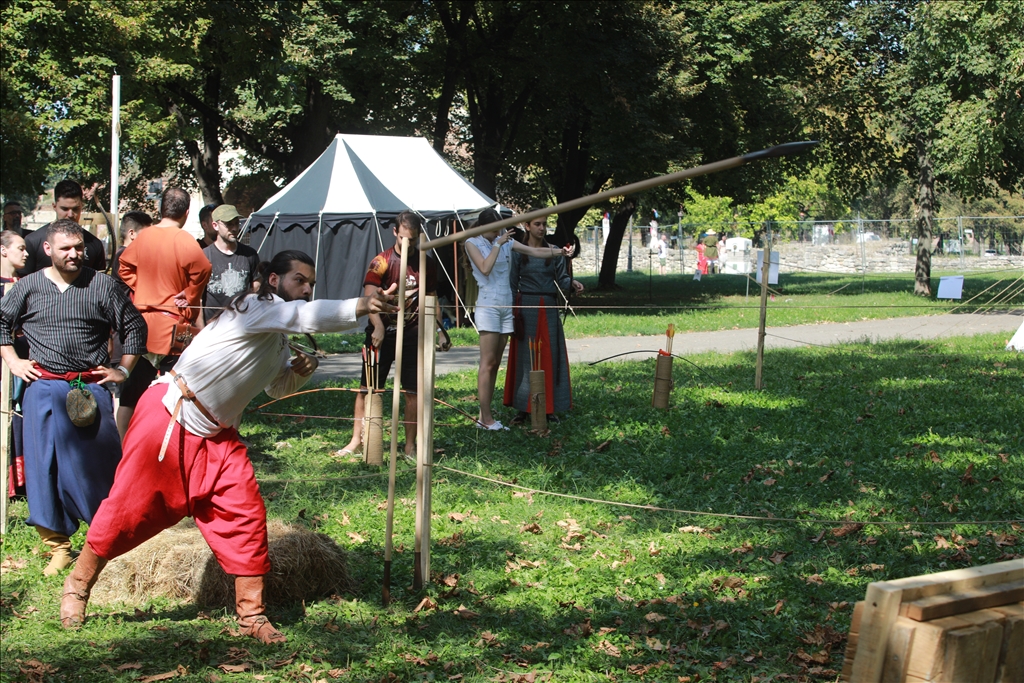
[0,220,147,574]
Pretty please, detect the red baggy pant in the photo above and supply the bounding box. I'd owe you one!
[87,384,270,576]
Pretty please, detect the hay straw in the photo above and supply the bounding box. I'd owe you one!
[90,518,354,608]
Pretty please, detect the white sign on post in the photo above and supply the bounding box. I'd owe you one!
[935,275,964,300]
[755,250,779,285]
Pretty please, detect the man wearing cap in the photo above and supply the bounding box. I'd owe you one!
[202,205,260,324]
[116,186,211,436]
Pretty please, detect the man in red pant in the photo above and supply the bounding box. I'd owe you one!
[60,250,396,644]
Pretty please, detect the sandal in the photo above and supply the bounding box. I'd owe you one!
[509,412,529,426]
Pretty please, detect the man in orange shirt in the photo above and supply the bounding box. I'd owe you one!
[117,186,211,436]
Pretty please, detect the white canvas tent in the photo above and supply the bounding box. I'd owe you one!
[246,134,497,300]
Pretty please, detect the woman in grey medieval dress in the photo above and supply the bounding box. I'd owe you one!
[503,216,583,424]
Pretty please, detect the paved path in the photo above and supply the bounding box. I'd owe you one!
[312,312,1023,383]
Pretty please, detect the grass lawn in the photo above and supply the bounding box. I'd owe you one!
[311,270,1024,352]
[2,332,1021,682]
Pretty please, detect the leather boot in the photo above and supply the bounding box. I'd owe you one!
[235,575,287,644]
[36,526,73,576]
[60,542,107,628]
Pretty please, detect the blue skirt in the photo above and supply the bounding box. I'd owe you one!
[23,379,122,537]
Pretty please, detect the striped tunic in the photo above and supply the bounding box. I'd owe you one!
[0,268,147,373]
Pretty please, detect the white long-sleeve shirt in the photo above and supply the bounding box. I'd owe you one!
[157,294,360,437]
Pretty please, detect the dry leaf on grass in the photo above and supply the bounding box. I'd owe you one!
[519,523,542,535]
[453,604,479,619]
[593,640,621,658]
[139,666,187,683]
[414,597,438,612]
[768,550,790,564]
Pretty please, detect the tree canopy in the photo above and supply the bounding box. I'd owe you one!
[1,0,1020,293]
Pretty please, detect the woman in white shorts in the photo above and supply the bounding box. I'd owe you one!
[465,209,567,430]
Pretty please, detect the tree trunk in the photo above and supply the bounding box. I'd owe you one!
[914,133,935,296]
[283,79,334,180]
[598,199,637,289]
[431,43,459,155]
[193,69,224,205]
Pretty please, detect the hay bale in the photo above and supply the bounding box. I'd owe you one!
[91,519,354,608]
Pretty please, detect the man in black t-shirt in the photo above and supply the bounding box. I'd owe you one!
[19,180,107,276]
[202,204,260,323]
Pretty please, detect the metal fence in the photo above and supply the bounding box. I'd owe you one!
[573,216,1024,277]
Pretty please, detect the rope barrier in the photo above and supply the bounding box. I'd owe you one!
[437,464,1023,528]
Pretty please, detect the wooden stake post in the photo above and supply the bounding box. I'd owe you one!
[754,231,771,390]
[652,324,675,409]
[382,236,409,605]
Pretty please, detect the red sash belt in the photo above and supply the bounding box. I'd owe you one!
[35,368,106,383]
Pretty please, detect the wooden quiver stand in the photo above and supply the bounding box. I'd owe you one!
[363,392,384,466]
[842,560,1024,682]
[651,353,673,409]
[529,370,547,430]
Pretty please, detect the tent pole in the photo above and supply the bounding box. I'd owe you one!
[312,213,323,300]
[254,213,278,256]
[382,236,410,606]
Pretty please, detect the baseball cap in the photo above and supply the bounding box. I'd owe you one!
[212,205,243,222]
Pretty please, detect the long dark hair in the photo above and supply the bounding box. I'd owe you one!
[228,249,315,312]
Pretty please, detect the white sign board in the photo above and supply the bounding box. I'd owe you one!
[755,250,779,285]
[936,275,964,300]
[1007,320,1024,352]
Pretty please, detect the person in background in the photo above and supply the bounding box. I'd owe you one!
[197,203,217,249]
[59,250,396,643]
[339,211,439,457]
[657,232,669,275]
[20,180,107,276]
[202,205,260,324]
[111,211,154,292]
[3,202,26,235]
[1,230,29,499]
[465,209,568,430]
[116,187,211,438]
[703,229,719,274]
[695,234,708,275]
[0,220,146,576]
[504,214,583,425]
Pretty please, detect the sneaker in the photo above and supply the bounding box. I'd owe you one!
[476,420,509,431]
[547,414,561,424]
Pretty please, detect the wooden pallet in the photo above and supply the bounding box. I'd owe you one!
[842,559,1023,682]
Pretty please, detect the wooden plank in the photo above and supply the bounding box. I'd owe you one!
[901,580,1024,621]
[991,603,1024,683]
[841,631,859,682]
[906,614,977,681]
[851,600,865,634]
[943,622,1002,683]
[886,560,1024,603]
[881,616,916,683]
[850,583,904,682]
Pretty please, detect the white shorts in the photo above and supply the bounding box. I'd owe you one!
[475,295,514,334]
